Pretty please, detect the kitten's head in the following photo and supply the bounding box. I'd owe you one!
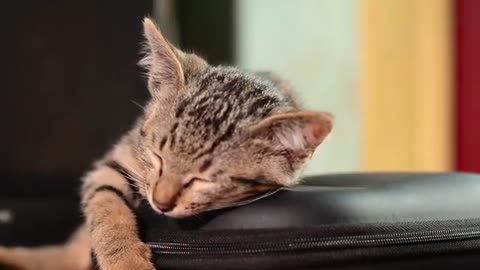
[135,18,333,218]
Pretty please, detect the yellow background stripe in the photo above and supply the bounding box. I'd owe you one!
[360,0,453,171]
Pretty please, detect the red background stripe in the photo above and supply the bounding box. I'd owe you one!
[455,0,480,172]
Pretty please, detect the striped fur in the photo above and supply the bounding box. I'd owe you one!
[0,18,333,270]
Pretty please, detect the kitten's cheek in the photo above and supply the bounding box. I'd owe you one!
[165,199,202,218]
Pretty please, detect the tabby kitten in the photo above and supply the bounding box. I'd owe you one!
[0,18,333,270]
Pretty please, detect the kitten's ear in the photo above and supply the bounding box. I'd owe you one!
[170,47,208,78]
[141,18,208,95]
[142,18,184,94]
[250,111,333,160]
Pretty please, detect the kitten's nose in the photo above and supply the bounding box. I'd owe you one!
[153,179,182,212]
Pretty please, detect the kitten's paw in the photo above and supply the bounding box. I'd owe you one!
[102,259,155,270]
[98,243,156,270]
[0,247,20,269]
[0,246,12,261]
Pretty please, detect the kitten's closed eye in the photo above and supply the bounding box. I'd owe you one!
[147,150,164,176]
[183,177,210,188]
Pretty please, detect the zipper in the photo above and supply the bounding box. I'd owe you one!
[147,227,480,255]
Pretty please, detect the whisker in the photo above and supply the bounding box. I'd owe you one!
[126,176,143,185]
[207,189,281,211]
[116,161,145,179]
[121,170,145,185]
[126,182,143,191]
[131,100,146,111]
[121,164,145,181]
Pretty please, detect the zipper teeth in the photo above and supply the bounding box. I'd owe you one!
[148,228,480,255]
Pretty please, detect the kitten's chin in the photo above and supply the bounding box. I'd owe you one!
[163,209,196,219]
[146,196,203,218]
[147,202,196,218]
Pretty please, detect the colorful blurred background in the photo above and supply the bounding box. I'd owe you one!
[2,0,480,179]
[234,0,477,175]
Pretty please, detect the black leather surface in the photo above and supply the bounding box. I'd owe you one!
[138,172,480,230]
[137,173,480,270]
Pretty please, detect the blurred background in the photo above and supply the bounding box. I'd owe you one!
[1,0,480,244]
[3,0,480,178]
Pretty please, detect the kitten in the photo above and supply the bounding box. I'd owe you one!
[0,18,333,270]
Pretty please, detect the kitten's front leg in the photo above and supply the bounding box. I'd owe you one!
[82,164,155,270]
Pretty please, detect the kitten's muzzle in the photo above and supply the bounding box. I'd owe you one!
[152,180,182,213]
[153,200,175,213]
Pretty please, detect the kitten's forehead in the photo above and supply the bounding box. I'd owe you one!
[168,67,290,160]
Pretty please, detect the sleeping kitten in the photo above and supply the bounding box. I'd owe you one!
[0,18,333,270]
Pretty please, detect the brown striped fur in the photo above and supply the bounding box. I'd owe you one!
[0,18,333,270]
